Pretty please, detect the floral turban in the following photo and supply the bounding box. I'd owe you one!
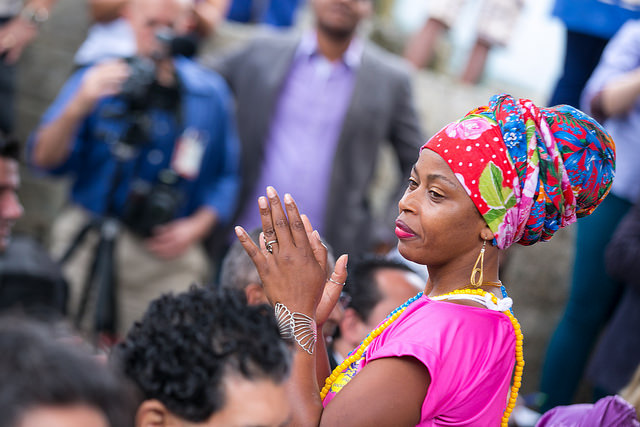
[422,94,616,250]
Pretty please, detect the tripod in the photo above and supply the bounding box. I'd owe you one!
[58,116,148,343]
[59,214,119,341]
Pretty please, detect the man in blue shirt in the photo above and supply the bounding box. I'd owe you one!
[28,0,240,337]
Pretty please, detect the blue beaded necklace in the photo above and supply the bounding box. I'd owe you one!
[386,291,424,319]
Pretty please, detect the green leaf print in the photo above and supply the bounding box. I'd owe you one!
[479,163,503,207]
[479,163,510,206]
[525,118,536,147]
[484,208,507,230]
[478,162,518,218]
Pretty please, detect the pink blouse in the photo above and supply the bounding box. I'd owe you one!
[323,295,516,426]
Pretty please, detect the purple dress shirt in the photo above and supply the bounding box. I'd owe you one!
[235,32,362,237]
[581,19,640,204]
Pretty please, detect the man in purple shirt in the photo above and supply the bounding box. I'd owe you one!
[206,0,424,261]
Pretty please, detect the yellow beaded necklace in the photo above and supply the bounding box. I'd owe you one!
[320,288,524,427]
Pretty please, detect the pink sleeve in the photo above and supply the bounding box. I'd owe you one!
[363,302,515,423]
[367,339,439,379]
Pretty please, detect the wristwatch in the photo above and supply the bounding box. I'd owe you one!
[19,5,49,27]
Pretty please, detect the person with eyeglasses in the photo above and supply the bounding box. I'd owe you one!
[329,256,423,368]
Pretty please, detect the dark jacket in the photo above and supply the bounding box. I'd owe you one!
[205,33,424,258]
[586,196,640,393]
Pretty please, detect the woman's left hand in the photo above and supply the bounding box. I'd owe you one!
[297,212,348,326]
[235,187,330,317]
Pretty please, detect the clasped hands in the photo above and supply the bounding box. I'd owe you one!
[235,186,348,326]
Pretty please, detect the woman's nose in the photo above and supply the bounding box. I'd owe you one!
[397,189,413,214]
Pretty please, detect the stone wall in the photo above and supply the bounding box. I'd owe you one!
[14,0,89,240]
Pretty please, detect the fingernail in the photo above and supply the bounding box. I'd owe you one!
[258,197,268,209]
[284,193,293,204]
[266,186,276,197]
[234,226,243,237]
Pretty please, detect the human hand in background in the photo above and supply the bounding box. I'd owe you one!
[146,219,196,259]
[146,208,217,260]
[594,67,640,121]
[0,17,38,64]
[75,60,129,113]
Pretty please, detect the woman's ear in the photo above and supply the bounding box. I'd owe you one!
[480,225,495,242]
[136,399,170,427]
[245,282,268,306]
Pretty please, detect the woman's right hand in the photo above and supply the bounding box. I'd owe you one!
[235,187,333,317]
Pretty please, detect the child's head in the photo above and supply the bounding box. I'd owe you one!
[113,286,292,427]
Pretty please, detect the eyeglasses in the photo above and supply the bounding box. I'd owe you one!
[338,292,352,310]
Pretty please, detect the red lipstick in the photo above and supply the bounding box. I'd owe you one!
[395,220,416,239]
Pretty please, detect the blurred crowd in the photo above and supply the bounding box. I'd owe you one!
[1,0,640,425]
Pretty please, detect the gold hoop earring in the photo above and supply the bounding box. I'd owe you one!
[470,240,486,288]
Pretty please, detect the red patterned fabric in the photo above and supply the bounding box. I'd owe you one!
[423,94,615,249]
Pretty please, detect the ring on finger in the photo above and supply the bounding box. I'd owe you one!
[265,239,278,254]
[328,277,345,287]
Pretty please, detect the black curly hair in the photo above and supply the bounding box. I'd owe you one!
[113,286,291,422]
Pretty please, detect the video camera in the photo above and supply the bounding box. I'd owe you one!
[122,169,183,238]
[119,29,198,112]
[114,29,197,237]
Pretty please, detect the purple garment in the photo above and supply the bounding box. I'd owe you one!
[536,395,639,426]
[581,19,640,204]
[234,32,361,237]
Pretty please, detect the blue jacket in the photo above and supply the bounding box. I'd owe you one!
[553,0,640,39]
[28,57,240,224]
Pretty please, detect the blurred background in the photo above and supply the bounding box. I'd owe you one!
[13,0,575,398]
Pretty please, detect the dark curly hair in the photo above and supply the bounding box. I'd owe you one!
[113,286,291,422]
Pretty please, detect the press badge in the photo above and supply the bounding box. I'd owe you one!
[172,127,205,180]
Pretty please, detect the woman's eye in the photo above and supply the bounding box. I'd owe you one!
[408,178,418,188]
[429,190,444,200]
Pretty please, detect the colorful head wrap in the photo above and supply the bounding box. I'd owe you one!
[422,94,616,249]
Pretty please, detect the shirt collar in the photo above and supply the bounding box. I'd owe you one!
[296,31,364,69]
